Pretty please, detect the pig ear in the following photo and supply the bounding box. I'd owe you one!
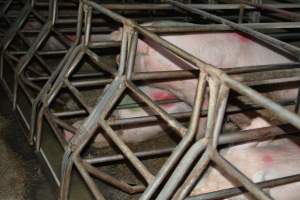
[137,40,149,55]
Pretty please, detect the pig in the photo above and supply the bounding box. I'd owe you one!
[191,118,300,200]
[108,24,300,199]
[110,21,297,130]
[64,85,192,148]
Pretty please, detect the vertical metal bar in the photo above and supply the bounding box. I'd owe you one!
[156,76,220,199]
[59,155,74,200]
[125,31,138,79]
[50,0,57,25]
[83,4,92,47]
[30,45,82,145]
[238,3,245,23]
[117,26,128,76]
[249,0,261,23]
[173,85,229,200]
[211,84,229,149]
[140,72,207,200]
[75,1,84,45]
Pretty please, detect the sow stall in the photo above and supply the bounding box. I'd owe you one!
[1,0,300,199]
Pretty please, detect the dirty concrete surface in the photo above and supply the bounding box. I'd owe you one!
[0,86,55,200]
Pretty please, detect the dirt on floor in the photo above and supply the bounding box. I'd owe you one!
[0,87,54,200]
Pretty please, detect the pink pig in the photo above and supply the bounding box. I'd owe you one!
[109,22,300,199]
[192,119,300,200]
[110,21,297,129]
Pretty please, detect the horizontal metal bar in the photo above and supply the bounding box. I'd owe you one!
[102,3,300,10]
[167,0,300,60]
[186,173,300,200]
[31,2,300,10]
[145,22,300,33]
[9,50,68,56]
[84,148,173,164]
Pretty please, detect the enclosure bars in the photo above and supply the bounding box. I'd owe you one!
[0,0,32,88]
[141,1,300,198]
[0,0,23,39]
[49,1,300,199]
[167,0,300,59]
[237,0,300,22]
[0,0,298,199]
[27,0,86,145]
[3,0,74,144]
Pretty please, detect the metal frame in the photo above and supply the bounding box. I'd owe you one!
[0,0,26,40]
[1,0,300,199]
[36,1,300,199]
[0,0,76,144]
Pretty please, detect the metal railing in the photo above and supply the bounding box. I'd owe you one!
[1,0,300,199]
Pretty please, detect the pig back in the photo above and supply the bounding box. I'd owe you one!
[192,137,300,200]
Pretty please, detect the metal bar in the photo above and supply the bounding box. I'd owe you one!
[211,152,273,200]
[82,161,145,194]
[100,121,155,184]
[33,2,300,10]
[13,1,300,200]
[73,157,106,200]
[167,0,300,60]
[126,80,187,137]
[19,21,300,35]
[141,72,207,199]
[186,173,300,200]
[85,148,173,164]
[174,85,229,200]
[238,0,300,21]
[101,3,300,10]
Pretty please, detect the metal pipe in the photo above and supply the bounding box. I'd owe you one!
[167,0,300,60]
[186,173,300,200]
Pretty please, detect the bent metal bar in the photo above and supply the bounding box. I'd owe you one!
[38,1,300,199]
[1,0,300,199]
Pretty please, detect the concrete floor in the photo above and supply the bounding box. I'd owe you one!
[0,86,55,200]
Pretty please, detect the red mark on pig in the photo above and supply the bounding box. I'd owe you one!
[262,154,273,165]
[151,91,176,101]
[150,90,176,109]
[231,32,250,43]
